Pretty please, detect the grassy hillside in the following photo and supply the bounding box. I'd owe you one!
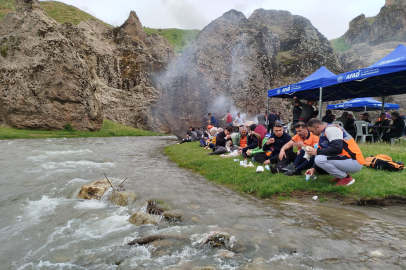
[330,36,352,52]
[0,0,200,53]
[144,28,200,53]
[0,0,110,26]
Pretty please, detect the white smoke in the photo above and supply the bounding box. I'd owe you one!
[207,95,262,124]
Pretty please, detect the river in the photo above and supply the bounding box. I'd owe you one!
[0,137,405,270]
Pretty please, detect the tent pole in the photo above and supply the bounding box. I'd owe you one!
[364,106,366,113]
[266,96,269,131]
[318,87,323,120]
[381,95,385,113]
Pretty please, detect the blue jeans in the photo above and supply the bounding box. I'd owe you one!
[294,150,315,172]
[226,122,233,126]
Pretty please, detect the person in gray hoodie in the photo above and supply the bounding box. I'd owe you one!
[293,97,315,123]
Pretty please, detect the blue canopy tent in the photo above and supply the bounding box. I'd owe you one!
[326,97,399,112]
[267,44,406,118]
[266,66,336,120]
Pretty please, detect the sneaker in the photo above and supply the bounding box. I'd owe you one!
[282,164,296,172]
[284,168,301,176]
[330,177,340,182]
[335,175,355,186]
[269,165,278,174]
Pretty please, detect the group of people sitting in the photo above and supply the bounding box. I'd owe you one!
[321,110,405,143]
[181,116,374,186]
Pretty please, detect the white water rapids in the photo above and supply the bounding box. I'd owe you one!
[0,137,405,269]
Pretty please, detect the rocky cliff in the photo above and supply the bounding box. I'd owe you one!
[0,0,174,131]
[344,0,406,46]
[157,9,342,136]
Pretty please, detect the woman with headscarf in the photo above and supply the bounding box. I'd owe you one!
[238,124,259,158]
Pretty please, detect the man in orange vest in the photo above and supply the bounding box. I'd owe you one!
[305,118,365,186]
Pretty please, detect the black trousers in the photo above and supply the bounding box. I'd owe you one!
[253,149,296,168]
[382,132,403,143]
[267,123,274,133]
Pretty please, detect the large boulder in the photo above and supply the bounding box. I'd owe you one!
[128,212,158,226]
[163,210,183,221]
[78,179,111,200]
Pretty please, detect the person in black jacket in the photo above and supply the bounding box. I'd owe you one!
[208,126,233,155]
[322,110,333,124]
[267,111,278,133]
[253,123,293,173]
[238,124,259,158]
[292,102,302,132]
[382,112,405,143]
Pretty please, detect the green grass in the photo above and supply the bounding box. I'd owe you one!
[144,28,200,53]
[330,37,352,52]
[0,119,164,140]
[165,141,406,202]
[0,0,111,26]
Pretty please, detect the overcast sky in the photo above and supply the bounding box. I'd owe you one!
[43,0,385,40]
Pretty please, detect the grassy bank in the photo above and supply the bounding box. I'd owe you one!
[0,119,164,140]
[165,141,406,203]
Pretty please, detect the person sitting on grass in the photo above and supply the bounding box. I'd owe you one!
[304,118,365,186]
[238,124,259,158]
[382,111,405,143]
[283,122,320,176]
[179,127,195,144]
[196,127,205,147]
[252,122,292,173]
[205,127,218,150]
[232,126,248,150]
[246,133,271,158]
[208,126,233,155]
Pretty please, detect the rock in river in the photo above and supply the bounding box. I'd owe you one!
[163,210,183,221]
[78,179,111,200]
[128,212,158,226]
[110,190,137,206]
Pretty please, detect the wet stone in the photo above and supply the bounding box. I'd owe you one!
[78,179,111,200]
[163,210,183,221]
[127,212,157,226]
[191,216,200,223]
[110,190,137,206]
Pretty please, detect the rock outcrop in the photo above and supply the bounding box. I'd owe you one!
[157,9,342,137]
[0,0,174,131]
[344,0,406,46]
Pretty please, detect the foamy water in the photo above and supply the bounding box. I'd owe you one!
[1,137,406,269]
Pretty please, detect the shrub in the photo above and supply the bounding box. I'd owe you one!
[0,45,7,58]
[64,123,75,132]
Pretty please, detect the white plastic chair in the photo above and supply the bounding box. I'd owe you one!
[332,121,344,128]
[390,137,401,145]
[354,121,374,143]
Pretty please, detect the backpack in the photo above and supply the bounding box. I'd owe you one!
[364,154,404,171]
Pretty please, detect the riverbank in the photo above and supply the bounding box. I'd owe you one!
[165,141,406,204]
[0,119,165,140]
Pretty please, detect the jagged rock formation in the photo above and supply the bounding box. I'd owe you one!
[344,0,406,46]
[157,9,342,137]
[338,42,406,71]
[0,0,174,131]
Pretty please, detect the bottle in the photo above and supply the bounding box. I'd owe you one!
[244,159,247,165]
